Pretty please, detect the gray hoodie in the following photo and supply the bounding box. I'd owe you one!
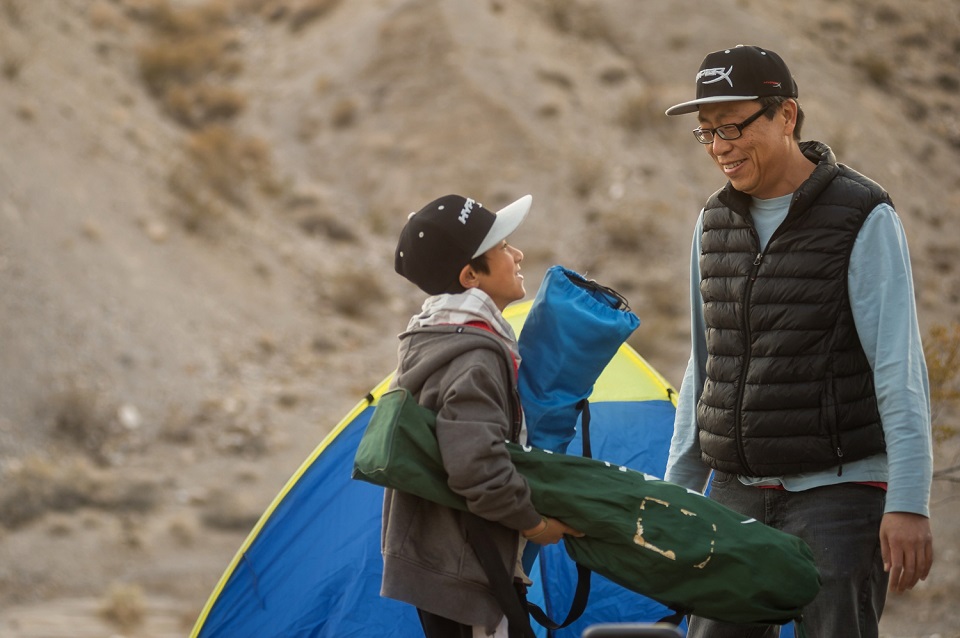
[380,295,541,632]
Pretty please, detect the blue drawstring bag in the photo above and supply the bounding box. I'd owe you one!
[518,265,640,453]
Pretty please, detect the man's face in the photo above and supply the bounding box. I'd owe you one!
[697,100,793,199]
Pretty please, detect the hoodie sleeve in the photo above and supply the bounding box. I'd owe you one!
[433,347,542,531]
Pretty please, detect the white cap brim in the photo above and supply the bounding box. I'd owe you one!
[664,94,760,116]
[472,194,532,257]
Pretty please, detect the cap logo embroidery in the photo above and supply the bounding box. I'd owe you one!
[697,65,734,87]
[458,198,475,224]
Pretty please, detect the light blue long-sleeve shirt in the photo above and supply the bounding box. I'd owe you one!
[664,194,933,517]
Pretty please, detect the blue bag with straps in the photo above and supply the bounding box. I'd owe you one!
[518,265,640,453]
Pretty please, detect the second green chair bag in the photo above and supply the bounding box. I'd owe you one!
[353,387,821,627]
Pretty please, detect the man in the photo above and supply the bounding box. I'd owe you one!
[663,45,934,637]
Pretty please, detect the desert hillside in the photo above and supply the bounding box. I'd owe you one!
[0,0,958,636]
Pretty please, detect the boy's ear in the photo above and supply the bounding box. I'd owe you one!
[459,264,479,289]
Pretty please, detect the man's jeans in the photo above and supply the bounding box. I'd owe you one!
[686,472,888,638]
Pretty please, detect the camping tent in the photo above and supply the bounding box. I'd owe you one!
[190,299,685,637]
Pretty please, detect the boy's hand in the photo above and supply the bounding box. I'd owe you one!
[522,516,584,545]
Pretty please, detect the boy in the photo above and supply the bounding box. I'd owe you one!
[383,193,581,638]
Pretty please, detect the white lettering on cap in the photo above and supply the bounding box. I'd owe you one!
[458,198,475,224]
[697,65,734,87]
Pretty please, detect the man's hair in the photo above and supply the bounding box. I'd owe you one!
[443,253,490,294]
[759,96,804,140]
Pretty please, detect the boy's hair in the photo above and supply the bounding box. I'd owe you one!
[442,253,490,294]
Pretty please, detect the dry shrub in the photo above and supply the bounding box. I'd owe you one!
[138,35,237,96]
[135,1,280,233]
[169,512,198,546]
[99,582,146,633]
[873,4,902,24]
[200,488,262,530]
[537,101,561,118]
[855,53,893,88]
[596,204,663,252]
[138,0,234,38]
[46,513,75,537]
[135,0,244,127]
[1,0,22,26]
[598,64,629,86]
[50,380,149,466]
[936,73,960,94]
[168,125,273,229]
[899,31,931,49]
[165,83,247,128]
[0,455,160,529]
[619,90,660,134]
[537,68,574,89]
[925,322,960,444]
[288,0,342,32]
[88,0,127,32]
[2,54,23,80]
[167,168,229,233]
[0,456,89,528]
[328,263,387,318]
[52,382,106,452]
[158,406,195,444]
[161,396,274,456]
[570,153,605,200]
[297,212,358,242]
[330,96,358,129]
[539,0,614,46]
[186,125,270,197]
[239,0,341,29]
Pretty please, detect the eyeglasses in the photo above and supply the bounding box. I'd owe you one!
[692,104,772,144]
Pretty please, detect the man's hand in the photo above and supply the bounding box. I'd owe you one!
[880,511,934,593]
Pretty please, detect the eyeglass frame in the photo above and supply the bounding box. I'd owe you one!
[692,103,773,144]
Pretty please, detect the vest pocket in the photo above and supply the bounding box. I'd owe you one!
[820,371,844,475]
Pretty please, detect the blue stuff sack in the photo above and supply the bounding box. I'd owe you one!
[518,265,640,453]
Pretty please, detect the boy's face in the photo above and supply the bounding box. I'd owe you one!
[473,239,525,311]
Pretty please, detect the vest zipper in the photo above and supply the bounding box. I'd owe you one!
[732,249,764,476]
[823,370,844,476]
[750,252,763,280]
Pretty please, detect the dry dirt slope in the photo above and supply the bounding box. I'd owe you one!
[0,0,958,636]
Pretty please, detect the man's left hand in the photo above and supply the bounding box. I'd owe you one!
[880,511,934,593]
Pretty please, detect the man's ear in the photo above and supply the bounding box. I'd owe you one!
[459,264,479,289]
[782,98,799,137]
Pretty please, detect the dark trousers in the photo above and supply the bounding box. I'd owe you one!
[687,472,888,638]
[417,582,533,638]
[417,608,473,638]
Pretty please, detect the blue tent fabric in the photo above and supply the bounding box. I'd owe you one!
[195,404,418,637]
[194,395,683,638]
[191,298,729,638]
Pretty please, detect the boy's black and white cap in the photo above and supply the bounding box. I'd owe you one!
[665,45,798,116]
[395,194,531,295]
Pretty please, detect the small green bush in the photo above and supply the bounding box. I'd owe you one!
[926,322,960,444]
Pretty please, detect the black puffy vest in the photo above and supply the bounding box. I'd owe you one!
[697,141,888,476]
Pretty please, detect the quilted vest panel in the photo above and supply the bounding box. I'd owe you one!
[697,143,888,476]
